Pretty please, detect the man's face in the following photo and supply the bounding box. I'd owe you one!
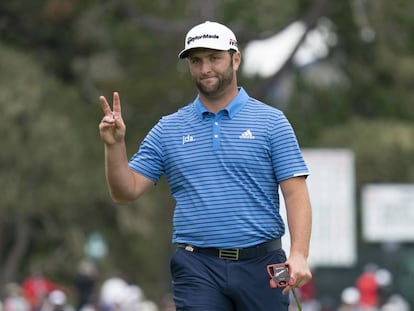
[187,49,240,99]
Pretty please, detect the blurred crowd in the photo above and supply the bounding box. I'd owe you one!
[289,263,410,311]
[0,261,175,311]
[1,260,410,311]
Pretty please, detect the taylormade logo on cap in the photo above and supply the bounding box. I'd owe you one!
[178,21,238,59]
[187,34,219,45]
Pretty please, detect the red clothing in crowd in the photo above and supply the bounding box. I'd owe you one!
[356,271,379,307]
[22,275,60,309]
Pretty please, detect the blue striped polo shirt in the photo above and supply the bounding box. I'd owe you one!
[129,87,309,248]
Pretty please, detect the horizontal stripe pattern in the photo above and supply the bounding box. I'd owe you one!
[129,88,308,248]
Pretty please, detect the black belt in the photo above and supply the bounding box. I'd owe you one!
[177,239,282,261]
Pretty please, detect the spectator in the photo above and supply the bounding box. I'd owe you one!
[379,294,409,311]
[39,290,74,311]
[3,283,30,311]
[374,268,393,307]
[98,277,138,311]
[337,287,362,311]
[22,266,61,311]
[356,264,379,310]
[73,260,97,311]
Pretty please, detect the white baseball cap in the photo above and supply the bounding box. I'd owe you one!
[49,290,67,305]
[178,21,238,59]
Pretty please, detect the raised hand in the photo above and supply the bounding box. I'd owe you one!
[98,92,126,145]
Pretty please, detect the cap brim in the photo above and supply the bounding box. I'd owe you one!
[178,47,237,59]
[178,48,190,59]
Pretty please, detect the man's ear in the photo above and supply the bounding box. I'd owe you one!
[233,51,242,70]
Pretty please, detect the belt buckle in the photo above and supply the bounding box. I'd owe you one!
[219,248,239,260]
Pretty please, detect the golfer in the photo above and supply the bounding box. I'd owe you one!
[99,21,312,310]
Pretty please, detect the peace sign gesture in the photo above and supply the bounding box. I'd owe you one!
[98,92,126,145]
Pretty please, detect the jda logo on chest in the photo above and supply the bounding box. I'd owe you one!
[182,134,195,144]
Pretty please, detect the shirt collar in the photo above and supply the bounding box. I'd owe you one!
[193,87,249,120]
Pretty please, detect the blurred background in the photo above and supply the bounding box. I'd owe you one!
[0,1,413,310]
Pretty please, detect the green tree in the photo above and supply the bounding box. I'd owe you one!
[1,0,413,305]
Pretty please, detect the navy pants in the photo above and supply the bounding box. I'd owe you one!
[170,247,289,310]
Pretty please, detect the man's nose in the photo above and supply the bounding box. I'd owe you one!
[200,60,212,73]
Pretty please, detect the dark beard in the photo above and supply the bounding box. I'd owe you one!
[195,58,235,99]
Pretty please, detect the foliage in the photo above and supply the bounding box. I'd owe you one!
[0,0,413,305]
[315,118,414,186]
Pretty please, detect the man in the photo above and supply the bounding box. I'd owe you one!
[99,21,312,310]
